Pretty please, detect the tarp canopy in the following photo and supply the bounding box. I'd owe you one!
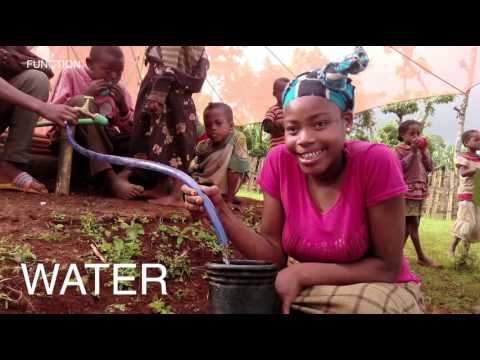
[32,46,480,126]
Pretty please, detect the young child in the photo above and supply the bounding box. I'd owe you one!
[394,120,440,268]
[49,46,142,199]
[182,47,424,314]
[262,77,289,149]
[189,102,250,206]
[127,46,209,207]
[449,129,480,256]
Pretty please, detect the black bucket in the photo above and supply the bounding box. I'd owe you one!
[205,259,280,314]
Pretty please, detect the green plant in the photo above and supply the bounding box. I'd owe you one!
[156,250,191,281]
[96,219,144,289]
[49,211,67,222]
[174,288,194,301]
[155,223,191,248]
[169,213,187,224]
[9,244,36,263]
[148,298,174,314]
[80,212,105,243]
[39,223,66,242]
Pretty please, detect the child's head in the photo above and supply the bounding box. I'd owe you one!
[281,47,369,179]
[86,46,124,85]
[397,120,422,145]
[462,129,480,152]
[273,77,290,105]
[203,102,234,143]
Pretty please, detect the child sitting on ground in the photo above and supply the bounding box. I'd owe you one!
[49,46,143,199]
[262,77,289,149]
[189,102,250,206]
[449,129,480,257]
[394,120,440,268]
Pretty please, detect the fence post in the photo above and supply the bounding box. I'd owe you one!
[426,171,437,217]
[446,169,456,220]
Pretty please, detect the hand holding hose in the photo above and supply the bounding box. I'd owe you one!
[181,184,225,214]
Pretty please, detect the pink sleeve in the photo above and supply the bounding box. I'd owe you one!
[363,145,407,208]
[49,69,74,105]
[256,148,281,200]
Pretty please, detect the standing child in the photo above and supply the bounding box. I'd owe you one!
[189,103,250,206]
[449,129,480,256]
[394,120,440,268]
[262,77,289,149]
[49,46,142,199]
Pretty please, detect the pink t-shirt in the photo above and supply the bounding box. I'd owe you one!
[257,141,420,284]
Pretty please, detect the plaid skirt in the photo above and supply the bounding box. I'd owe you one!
[287,258,424,314]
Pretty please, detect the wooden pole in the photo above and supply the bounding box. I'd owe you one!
[446,169,456,220]
[427,171,437,217]
[54,127,75,195]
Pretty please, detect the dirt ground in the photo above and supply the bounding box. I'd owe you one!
[0,190,263,314]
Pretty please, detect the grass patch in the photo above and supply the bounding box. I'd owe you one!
[237,186,263,201]
[405,217,480,313]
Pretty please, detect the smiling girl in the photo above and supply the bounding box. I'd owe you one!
[181,48,423,314]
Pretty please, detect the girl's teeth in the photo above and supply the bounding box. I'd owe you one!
[301,151,322,159]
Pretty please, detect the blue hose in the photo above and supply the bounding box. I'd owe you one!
[64,125,230,247]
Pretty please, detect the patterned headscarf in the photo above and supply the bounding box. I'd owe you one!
[282,47,369,112]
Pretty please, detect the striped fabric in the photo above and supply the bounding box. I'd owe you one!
[264,104,285,148]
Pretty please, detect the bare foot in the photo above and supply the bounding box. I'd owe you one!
[117,168,133,180]
[417,257,443,268]
[0,160,48,193]
[109,176,144,200]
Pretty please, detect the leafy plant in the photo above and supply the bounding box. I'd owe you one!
[9,245,36,263]
[96,219,144,289]
[168,213,187,224]
[49,211,67,222]
[155,224,191,248]
[174,288,194,301]
[156,251,191,281]
[39,223,66,242]
[148,298,174,314]
[80,212,105,243]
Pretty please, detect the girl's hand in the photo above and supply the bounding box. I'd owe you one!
[275,265,304,314]
[181,184,226,215]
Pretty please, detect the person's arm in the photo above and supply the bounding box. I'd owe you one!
[171,52,209,93]
[420,148,433,172]
[275,195,405,313]
[458,164,476,178]
[226,171,241,203]
[394,147,416,172]
[110,84,134,133]
[0,76,78,126]
[182,185,286,266]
